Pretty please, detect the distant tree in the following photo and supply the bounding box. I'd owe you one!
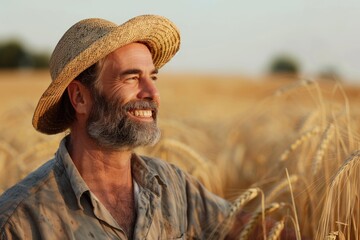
[0,39,49,69]
[268,54,300,76]
[0,40,28,68]
[32,52,50,68]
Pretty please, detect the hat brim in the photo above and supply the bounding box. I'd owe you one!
[32,15,180,134]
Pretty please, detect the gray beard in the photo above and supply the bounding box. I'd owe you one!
[86,90,161,150]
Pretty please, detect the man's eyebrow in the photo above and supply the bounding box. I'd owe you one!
[120,68,159,76]
[120,69,141,76]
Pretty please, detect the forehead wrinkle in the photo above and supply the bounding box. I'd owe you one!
[120,67,158,77]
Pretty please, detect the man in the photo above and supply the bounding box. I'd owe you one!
[0,15,299,240]
[0,15,232,239]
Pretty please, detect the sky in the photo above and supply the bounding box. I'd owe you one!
[1,0,360,83]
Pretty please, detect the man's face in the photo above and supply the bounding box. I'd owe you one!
[86,43,161,150]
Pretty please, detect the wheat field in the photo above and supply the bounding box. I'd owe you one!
[1,70,360,239]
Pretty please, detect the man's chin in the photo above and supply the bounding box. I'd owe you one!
[87,115,160,150]
[91,129,161,151]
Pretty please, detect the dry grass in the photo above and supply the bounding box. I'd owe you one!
[1,70,360,239]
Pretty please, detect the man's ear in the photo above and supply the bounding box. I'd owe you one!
[67,81,92,114]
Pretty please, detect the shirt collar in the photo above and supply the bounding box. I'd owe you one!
[56,137,90,209]
[55,136,167,208]
[131,153,167,196]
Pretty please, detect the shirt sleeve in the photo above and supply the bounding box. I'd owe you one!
[1,217,26,240]
[183,171,231,239]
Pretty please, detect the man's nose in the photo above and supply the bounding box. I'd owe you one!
[137,77,160,102]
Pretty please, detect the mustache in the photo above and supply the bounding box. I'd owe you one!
[123,99,159,113]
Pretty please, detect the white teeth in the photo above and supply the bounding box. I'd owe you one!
[133,110,152,117]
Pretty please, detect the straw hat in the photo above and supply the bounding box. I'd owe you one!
[32,15,180,134]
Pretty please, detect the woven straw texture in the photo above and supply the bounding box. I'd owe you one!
[32,15,180,134]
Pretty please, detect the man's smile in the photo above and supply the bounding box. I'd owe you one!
[128,109,155,121]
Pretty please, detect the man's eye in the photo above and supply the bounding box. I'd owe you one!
[151,75,158,81]
[126,76,138,81]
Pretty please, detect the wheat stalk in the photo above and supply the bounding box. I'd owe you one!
[266,175,298,203]
[285,168,301,239]
[151,138,209,168]
[18,137,60,162]
[150,138,225,195]
[0,142,16,170]
[317,151,360,239]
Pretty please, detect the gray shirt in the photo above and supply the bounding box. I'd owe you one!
[0,138,230,239]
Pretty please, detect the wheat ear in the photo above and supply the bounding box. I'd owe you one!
[312,123,335,176]
[325,231,338,240]
[209,188,261,240]
[238,202,285,240]
[228,188,261,218]
[280,126,321,162]
[267,219,285,240]
[330,150,360,188]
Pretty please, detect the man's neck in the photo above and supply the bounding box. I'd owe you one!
[66,133,137,237]
[66,133,133,190]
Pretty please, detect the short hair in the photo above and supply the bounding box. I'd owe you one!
[76,63,99,89]
[60,63,99,129]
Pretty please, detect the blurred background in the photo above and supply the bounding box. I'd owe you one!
[1,0,360,84]
[2,3,360,238]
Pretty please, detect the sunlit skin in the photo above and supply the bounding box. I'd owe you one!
[97,43,160,123]
[65,43,159,237]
